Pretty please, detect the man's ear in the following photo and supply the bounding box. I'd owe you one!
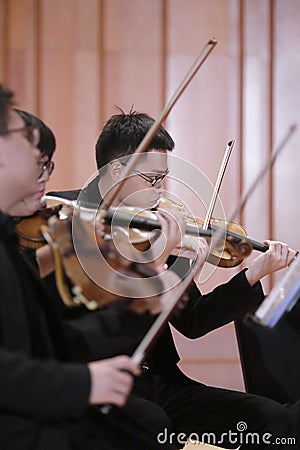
[110,160,123,181]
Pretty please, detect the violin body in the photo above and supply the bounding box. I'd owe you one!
[41,215,119,309]
[15,192,266,310]
[190,217,251,268]
[15,196,165,310]
[158,196,258,267]
[41,211,163,310]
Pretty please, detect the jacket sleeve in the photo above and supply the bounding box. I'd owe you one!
[171,269,264,338]
[0,223,90,422]
[0,348,90,421]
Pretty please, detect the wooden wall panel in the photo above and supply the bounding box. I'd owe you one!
[102,0,165,118]
[4,0,39,110]
[173,323,244,391]
[39,0,75,188]
[0,0,7,81]
[167,0,241,295]
[273,0,300,285]
[1,0,300,391]
[163,0,244,390]
[241,0,273,292]
[71,0,102,187]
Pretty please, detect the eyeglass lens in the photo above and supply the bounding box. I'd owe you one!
[38,160,54,179]
[133,169,169,186]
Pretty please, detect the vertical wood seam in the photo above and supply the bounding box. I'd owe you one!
[2,0,8,83]
[161,0,167,113]
[239,0,244,226]
[99,0,105,126]
[34,0,41,116]
[269,0,275,288]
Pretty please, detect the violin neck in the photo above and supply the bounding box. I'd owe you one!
[103,208,268,253]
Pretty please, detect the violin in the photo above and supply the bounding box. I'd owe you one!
[14,197,167,310]
[100,197,269,268]
[40,207,166,310]
[14,191,269,311]
[16,191,268,265]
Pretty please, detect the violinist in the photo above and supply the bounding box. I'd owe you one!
[0,87,140,450]
[51,110,299,448]
[6,107,189,450]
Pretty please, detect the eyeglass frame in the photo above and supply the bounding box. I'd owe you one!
[116,160,169,187]
[38,160,55,179]
[5,125,40,147]
[132,168,169,187]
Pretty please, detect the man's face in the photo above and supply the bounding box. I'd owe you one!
[110,150,169,209]
[8,154,53,217]
[0,109,41,212]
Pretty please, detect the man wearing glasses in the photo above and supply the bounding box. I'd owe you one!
[0,86,160,450]
[1,99,186,450]
[0,91,40,211]
[50,113,183,267]
[51,110,299,449]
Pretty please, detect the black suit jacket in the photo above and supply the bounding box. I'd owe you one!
[0,212,90,450]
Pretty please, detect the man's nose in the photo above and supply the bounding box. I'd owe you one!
[155,179,164,189]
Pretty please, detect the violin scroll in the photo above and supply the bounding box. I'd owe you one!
[15,203,62,249]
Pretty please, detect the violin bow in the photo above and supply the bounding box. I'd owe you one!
[100,37,217,212]
[99,37,218,415]
[127,123,298,367]
[202,139,235,230]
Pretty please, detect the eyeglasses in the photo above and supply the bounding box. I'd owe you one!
[6,125,40,147]
[38,160,55,179]
[132,168,169,187]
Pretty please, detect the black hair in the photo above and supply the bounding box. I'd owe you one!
[0,84,14,135]
[95,110,174,171]
[15,109,56,159]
